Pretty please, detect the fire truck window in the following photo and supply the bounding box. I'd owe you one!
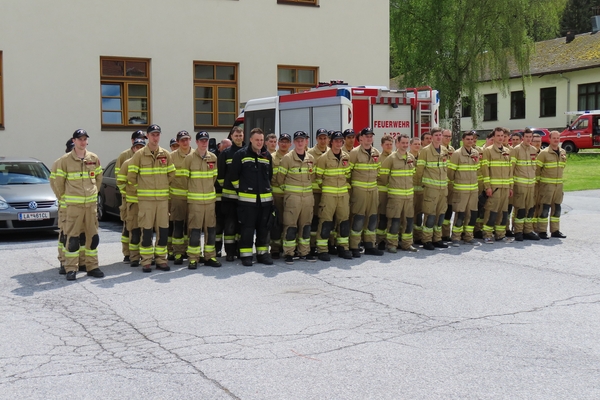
[575,119,588,130]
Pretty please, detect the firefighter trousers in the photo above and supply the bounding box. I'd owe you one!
[282,193,314,257]
[222,198,239,257]
[237,201,271,259]
[170,196,188,258]
[316,193,350,253]
[512,184,536,234]
[442,186,454,239]
[413,189,424,242]
[119,195,129,257]
[64,205,99,273]
[138,200,169,266]
[376,190,389,246]
[125,202,141,263]
[310,192,321,250]
[270,193,285,254]
[215,199,223,254]
[349,188,378,249]
[538,183,564,234]
[57,205,67,266]
[422,186,448,243]
[450,189,478,242]
[385,196,414,250]
[187,202,217,261]
[482,188,510,240]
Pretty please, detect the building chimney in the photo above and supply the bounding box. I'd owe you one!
[566,31,575,43]
[592,16,600,34]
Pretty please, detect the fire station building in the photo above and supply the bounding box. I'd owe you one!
[0,0,389,166]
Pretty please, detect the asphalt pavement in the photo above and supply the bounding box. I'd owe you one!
[1,191,599,399]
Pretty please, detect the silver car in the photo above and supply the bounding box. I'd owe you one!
[0,157,59,231]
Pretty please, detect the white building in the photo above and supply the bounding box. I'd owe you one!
[0,0,389,166]
[461,32,600,134]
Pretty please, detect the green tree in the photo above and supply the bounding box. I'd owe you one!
[391,0,566,148]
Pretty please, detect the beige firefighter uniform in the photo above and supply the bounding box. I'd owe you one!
[348,145,381,250]
[117,157,141,264]
[49,156,67,268]
[447,146,480,242]
[270,149,288,254]
[276,151,316,257]
[473,145,486,236]
[415,144,449,243]
[308,145,328,251]
[183,150,218,262]
[536,146,567,234]
[127,146,175,267]
[315,149,351,253]
[442,144,456,239]
[169,147,192,261]
[379,151,416,250]
[481,145,513,240]
[376,150,392,246]
[510,143,538,235]
[411,151,424,243]
[54,150,103,273]
[116,147,134,257]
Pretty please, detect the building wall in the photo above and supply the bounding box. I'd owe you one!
[0,0,389,166]
[460,67,600,133]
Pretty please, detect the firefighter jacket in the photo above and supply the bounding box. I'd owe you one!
[276,151,316,195]
[229,145,273,204]
[49,155,68,210]
[447,146,480,193]
[170,147,193,199]
[378,151,415,199]
[481,145,513,191]
[315,149,351,196]
[183,150,218,204]
[511,143,538,187]
[415,144,449,189]
[218,142,243,200]
[536,146,566,185]
[348,145,381,191]
[55,150,103,207]
[127,146,175,201]
[377,150,392,193]
[115,148,134,175]
[116,158,138,204]
[271,150,288,195]
[410,151,423,193]
[308,146,329,192]
[474,145,485,191]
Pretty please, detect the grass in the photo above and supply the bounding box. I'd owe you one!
[470,140,600,192]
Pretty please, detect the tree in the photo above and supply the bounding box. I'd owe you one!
[560,0,600,35]
[390,0,566,148]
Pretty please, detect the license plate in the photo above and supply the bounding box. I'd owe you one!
[18,212,50,221]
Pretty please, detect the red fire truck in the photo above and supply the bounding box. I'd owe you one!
[560,110,600,153]
[235,81,439,146]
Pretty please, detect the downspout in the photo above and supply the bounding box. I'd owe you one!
[560,73,571,127]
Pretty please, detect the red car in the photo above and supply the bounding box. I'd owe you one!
[511,128,551,148]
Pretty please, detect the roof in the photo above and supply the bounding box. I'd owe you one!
[517,32,600,77]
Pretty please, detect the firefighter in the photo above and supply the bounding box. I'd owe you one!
[447,131,481,246]
[348,127,383,257]
[474,132,495,239]
[269,133,292,259]
[511,129,540,241]
[228,128,274,267]
[441,129,455,241]
[375,135,394,250]
[481,127,514,244]
[266,133,278,154]
[415,128,449,250]
[116,138,146,267]
[379,134,418,252]
[314,131,353,261]
[536,131,567,239]
[218,127,245,262]
[421,131,432,148]
[307,128,330,256]
[182,131,221,268]
[127,124,176,272]
[54,129,104,281]
[343,129,356,153]
[277,131,316,264]
[170,138,179,152]
[49,139,76,274]
[115,130,147,263]
[169,130,193,264]
[409,137,424,245]
[531,133,544,236]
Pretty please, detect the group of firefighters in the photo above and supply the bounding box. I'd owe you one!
[49,123,567,280]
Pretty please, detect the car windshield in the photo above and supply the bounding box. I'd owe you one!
[0,162,50,185]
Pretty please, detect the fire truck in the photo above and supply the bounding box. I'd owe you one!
[235,81,439,146]
[560,110,600,153]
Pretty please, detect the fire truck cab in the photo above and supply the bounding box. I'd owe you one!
[560,110,600,153]
[237,81,439,147]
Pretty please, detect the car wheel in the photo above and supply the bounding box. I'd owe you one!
[97,194,107,221]
[561,141,577,153]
